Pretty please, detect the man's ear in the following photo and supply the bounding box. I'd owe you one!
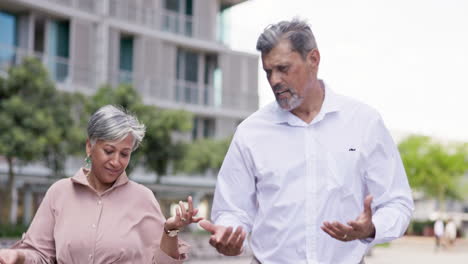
[307,48,320,70]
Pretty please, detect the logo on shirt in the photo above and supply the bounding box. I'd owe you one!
[348,148,356,151]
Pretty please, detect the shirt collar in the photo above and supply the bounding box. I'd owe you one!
[71,168,129,194]
[271,80,342,126]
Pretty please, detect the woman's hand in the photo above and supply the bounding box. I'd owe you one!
[0,249,24,264]
[164,196,204,231]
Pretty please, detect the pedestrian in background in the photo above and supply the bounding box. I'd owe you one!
[434,218,445,251]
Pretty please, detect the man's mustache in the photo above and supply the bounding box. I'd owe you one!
[273,84,293,95]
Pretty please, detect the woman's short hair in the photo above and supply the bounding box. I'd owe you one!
[256,18,317,60]
[87,105,146,150]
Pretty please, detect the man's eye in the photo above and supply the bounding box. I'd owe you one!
[121,153,129,157]
[104,150,112,154]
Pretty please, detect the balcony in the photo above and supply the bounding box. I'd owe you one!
[0,44,95,93]
[161,10,193,37]
[43,0,95,13]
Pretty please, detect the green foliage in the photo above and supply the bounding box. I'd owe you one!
[136,105,192,176]
[87,84,193,176]
[0,223,28,238]
[175,137,232,174]
[0,58,84,224]
[398,135,468,205]
[0,58,83,176]
[407,220,434,236]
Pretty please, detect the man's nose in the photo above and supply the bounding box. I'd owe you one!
[269,72,282,88]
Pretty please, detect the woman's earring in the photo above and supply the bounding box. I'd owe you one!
[84,155,92,170]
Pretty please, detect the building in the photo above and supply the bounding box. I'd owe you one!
[0,0,258,224]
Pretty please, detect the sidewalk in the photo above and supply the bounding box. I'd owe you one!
[366,236,468,264]
[2,235,467,263]
[187,236,468,264]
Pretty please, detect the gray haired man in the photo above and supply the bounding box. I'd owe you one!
[200,18,413,264]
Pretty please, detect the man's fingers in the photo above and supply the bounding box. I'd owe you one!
[321,225,341,240]
[364,195,373,214]
[328,221,352,234]
[226,226,243,248]
[218,226,233,243]
[191,216,204,223]
[234,230,247,250]
[199,220,217,234]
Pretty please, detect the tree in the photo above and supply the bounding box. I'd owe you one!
[398,135,468,211]
[0,58,82,224]
[175,137,231,174]
[87,84,193,179]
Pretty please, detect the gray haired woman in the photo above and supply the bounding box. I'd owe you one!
[0,105,201,264]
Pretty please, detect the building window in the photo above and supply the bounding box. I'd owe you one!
[119,35,134,84]
[0,11,18,72]
[162,0,193,36]
[47,20,70,82]
[192,116,215,140]
[176,49,220,106]
[204,54,218,106]
[176,48,198,104]
[34,17,46,54]
[217,4,231,44]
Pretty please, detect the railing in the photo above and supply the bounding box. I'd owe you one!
[0,44,96,93]
[44,0,95,13]
[1,45,254,112]
[108,0,193,37]
[161,10,193,37]
[0,44,68,82]
[174,80,214,106]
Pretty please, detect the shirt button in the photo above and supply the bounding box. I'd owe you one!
[98,200,102,205]
[88,254,93,259]
[92,224,96,228]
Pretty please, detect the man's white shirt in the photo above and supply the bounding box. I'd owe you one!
[211,83,414,264]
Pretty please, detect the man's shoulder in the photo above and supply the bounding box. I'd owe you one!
[237,102,279,129]
[335,92,381,121]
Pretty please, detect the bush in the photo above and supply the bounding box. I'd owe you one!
[408,220,434,236]
[0,224,28,238]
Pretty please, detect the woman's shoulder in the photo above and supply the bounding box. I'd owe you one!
[47,178,74,195]
[126,180,157,199]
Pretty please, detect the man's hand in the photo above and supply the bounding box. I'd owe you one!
[321,195,375,242]
[199,220,246,256]
[0,249,24,264]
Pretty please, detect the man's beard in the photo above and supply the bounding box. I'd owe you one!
[274,85,303,111]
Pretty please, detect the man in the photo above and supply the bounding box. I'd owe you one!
[199,19,414,264]
[434,218,444,250]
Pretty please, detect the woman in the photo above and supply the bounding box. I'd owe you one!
[0,105,202,264]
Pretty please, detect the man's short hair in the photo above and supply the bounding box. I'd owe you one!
[256,18,317,59]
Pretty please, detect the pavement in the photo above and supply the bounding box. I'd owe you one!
[2,236,467,263]
[186,236,468,264]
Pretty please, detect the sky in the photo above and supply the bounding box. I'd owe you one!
[226,0,468,142]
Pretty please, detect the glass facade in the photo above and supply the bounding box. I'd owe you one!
[119,35,134,83]
[47,20,70,82]
[163,0,193,36]
[176,48,198,104]
[0,11,17,71]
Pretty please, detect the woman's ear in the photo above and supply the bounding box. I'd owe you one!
[86,139,92,156]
